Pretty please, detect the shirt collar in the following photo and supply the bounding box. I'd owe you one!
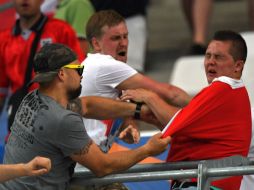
[12,14,47,36]
[212,76,244,89]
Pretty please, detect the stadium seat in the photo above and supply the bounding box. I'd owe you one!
[169,56,207,96]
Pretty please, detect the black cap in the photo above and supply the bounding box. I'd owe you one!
[31,43,77,83]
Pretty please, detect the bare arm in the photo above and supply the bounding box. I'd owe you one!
[121,89,180,126]
[71,133,171,177]
[79,96,137,119]
[0,156,51,182]
[117,73,191,107]
[68,96,162,128]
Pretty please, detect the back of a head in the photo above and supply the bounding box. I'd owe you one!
[86,10,125,45]
[212,30,247,62]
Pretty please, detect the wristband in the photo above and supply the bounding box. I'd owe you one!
[134,102,143,119]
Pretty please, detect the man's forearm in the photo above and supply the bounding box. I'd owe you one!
[143,93,180,126]
[156,83,191,107]
[80,96,136,119]
[0,164,26,182]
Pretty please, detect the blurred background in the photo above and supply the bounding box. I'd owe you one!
[145,0,249,81]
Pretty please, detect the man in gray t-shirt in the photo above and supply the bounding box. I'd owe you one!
[1,90,90,190]
[0,43,170,190]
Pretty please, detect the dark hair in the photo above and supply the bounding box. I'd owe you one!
[212,30,247,62]
[86,10,125,46]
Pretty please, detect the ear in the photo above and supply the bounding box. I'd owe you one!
[58,69,65,81]
[91,37,101,52]
[235,60,244,73]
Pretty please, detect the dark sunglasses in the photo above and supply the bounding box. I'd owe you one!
[63,64,84,76]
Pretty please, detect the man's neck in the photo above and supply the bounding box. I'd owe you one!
[39,87,68,109]
[19,13,42,30]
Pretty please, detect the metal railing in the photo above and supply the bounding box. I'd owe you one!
[70,155,254,190]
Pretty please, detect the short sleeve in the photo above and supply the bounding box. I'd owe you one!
[96,59,137,89]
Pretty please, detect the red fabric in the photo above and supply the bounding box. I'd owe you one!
[163,81,251,190]
[0,17,85,96]
[0,0,15,31]
[102,119,114,136]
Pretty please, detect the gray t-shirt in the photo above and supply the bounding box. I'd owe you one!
[0,90,91,190]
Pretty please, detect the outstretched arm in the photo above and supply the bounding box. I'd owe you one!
[68,96,137,119]
[0,156,51,182]
[68,96,162,128]
[121,89,180,126]
[117,73,191,107]
[71,133,171,177]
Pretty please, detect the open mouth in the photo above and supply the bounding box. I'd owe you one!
[21,3,29,7]
[208,70,216,74]
[118,51,126,57]
[207,69,217,77]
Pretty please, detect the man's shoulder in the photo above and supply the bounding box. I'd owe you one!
[212,76,244,89]
[38,92,70,118]
[195,77,247,102]
[0,28,12,39]
[90,53,132,66]
[86,53,114,60]
[42,17,77,41]
[45,17,73,29]
[43,97,81,123]
[84,53,117,66]
[0,29,12,50]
